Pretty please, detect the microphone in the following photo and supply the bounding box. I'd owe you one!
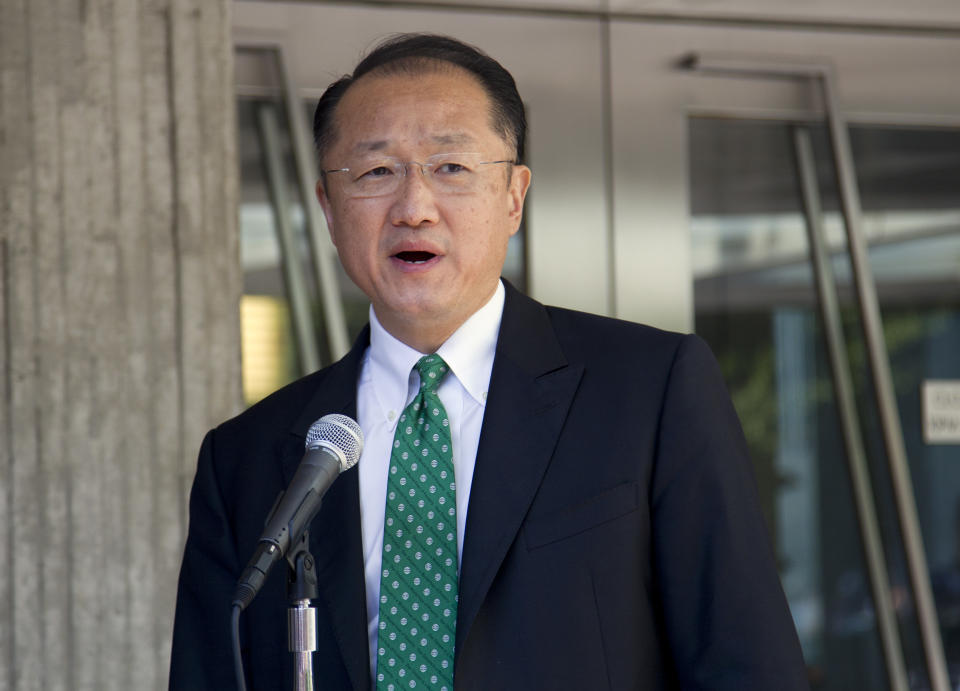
[232,414,363,611]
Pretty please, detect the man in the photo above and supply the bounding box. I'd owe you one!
[170,34,808,690]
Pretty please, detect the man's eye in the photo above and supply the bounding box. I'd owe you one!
[357,165,394,180]
[434,161,470,175]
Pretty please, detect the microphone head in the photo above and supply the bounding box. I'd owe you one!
[306,414,363,471]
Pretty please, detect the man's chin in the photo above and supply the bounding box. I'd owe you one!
[373,295,467,340]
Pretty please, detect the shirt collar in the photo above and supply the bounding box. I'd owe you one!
[436,280,504,406]
[367,280,505,413]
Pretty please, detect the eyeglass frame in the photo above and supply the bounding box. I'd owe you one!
[320,152,516,198]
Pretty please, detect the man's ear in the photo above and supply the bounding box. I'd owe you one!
[506,165,531,233]
[315,179,338,246]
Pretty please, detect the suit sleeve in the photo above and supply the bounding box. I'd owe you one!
[650,334,809,690]
[169,428,243,690]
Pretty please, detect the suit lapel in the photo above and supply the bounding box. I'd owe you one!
[275,290,583,680]
[283,327,371,691]
[455,285,583,655]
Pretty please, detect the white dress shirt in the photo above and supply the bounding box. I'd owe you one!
[356,280,505,679]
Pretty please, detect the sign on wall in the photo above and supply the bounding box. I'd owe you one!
[922,380,960,444]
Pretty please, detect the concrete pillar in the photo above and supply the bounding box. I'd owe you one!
[0,0,240,688]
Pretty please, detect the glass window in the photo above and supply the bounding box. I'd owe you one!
[689,117,960,689]
[236,47,366,405]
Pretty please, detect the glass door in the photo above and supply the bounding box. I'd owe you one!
[611,22,960,691]
[690,117,960,690]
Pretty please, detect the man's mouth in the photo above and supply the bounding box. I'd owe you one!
[393,251,437,264]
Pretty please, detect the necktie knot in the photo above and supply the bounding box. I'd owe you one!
[415,354,449,395]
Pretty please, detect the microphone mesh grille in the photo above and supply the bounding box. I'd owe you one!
[306,414,363,470]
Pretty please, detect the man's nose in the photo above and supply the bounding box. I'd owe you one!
[389,164,440,227]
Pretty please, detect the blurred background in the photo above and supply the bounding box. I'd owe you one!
[1,0,959,688]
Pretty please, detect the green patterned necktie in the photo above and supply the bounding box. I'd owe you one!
[376,354,458,691]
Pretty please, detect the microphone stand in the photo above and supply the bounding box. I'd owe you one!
[286,529,319,691]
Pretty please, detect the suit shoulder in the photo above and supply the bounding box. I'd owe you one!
[541,304,694,365]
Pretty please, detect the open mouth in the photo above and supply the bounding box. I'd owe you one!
[394,251,437,264]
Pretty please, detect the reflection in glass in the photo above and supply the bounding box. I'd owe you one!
[854,126,960,688]
[241,295,297,404]
[238,86,327,405]
[691,117,960,688]
[690,119,960,689]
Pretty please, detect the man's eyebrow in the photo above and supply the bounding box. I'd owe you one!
[347,133,476,155]
[351,140,389,154]
[432,133,475,146]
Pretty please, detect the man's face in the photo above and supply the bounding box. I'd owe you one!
[316,67,531,351]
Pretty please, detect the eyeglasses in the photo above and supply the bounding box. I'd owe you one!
[323,152,513,198]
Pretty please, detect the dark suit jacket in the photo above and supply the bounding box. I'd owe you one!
[170,283,808,690]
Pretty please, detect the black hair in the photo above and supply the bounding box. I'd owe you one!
[312,33,526,168]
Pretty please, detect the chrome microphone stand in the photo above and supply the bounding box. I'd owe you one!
[286,529,319,691]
